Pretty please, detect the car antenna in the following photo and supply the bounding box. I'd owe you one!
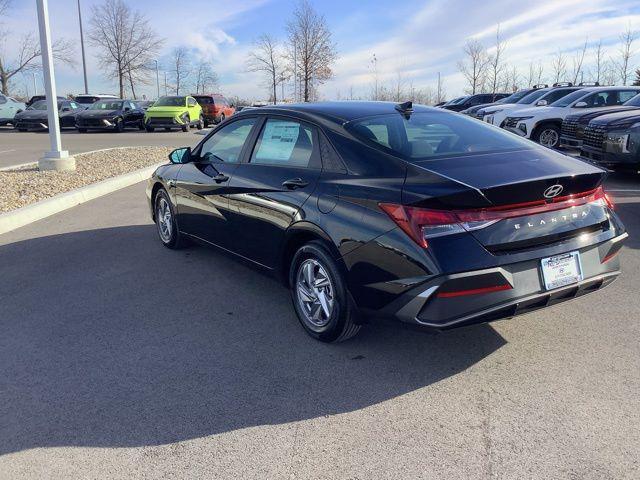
[395,101,413,118]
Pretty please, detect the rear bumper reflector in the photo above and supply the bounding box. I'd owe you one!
[436,284,512,298]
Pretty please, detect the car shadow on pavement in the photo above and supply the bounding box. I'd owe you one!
[0,225,505,455]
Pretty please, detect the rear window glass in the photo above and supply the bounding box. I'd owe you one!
[76,96,99,104]
[194,96,214,104]
[346,112,534,161]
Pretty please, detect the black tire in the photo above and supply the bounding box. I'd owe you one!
[18,128,27,132]
[289,241,361,342]
[181,115,190,132]
[153,188,187,249]
[203,119,209,128]
[533,124,561,148]
[219,113,226,124]
[196,114,204,130]
[138,119,145,130]
[114,117,125,133]
[164,127,171,132]
[77,128,87,133]
[146,125,155,132]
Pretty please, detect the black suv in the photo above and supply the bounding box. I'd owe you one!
[441,93,510,112]
[147,102,625,342]
[560,93,640,150]
[581,108,640,171]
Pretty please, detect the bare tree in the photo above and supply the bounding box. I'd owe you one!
[617,26,637,85]
[436,72,446,103]
[592,39,605,84]
[247,34,285,104]
[170,47,190,95]
[501,65,520,92]
[487,26,507,97]
[0,32,74,95]
[571,38,588,84]
[193,60,218,94]
[457,39,489,94]
[0,0,10,17]
[88,0,162,98]
[286,0,337,102]
[551,50,567,83]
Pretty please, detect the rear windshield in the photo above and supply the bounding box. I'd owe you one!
[154,96,185,107]
[346,112,534,161]
[194,96,214,105]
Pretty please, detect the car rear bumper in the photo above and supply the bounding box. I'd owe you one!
[383,232,627,330]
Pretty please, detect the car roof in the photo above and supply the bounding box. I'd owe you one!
[240,101,440,124]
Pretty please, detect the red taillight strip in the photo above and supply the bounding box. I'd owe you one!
[436,284,512,298]
[454,187,607,223]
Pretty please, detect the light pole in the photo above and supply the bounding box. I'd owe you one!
[153,60,160,99]
[77,0,88,94]
[36,0,75,171]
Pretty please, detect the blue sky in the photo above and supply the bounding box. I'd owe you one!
[2,0,640,101]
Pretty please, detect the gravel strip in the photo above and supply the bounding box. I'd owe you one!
[0,147,172,213]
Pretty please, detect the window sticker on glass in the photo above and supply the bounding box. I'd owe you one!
[255,121,301,162]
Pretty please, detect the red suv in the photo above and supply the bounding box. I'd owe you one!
[191,94,235,127]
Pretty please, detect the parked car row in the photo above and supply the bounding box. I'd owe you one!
[2,93,236,133]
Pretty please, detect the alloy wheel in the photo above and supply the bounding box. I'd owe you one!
[539,129,559,147]
[156,197,173,243]
[295,259,335,328]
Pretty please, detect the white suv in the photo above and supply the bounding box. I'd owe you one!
[503,86,640,148]
[483,85,582,128]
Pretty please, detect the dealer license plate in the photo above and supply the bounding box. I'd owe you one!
[541,252,583,290]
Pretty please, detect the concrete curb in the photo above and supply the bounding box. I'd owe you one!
[0,162,163,235]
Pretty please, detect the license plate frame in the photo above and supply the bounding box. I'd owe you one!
[540,251,583,291]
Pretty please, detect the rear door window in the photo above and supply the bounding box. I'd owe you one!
[250,118,315,167]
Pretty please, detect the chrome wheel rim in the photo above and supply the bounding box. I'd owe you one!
[539,129,559,147]
[296,259,334,328]
[156,197,172,243]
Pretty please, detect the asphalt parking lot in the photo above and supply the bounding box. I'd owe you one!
[0,127,202,168]
[1,158,639,478]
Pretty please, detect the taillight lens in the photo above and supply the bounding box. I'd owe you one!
[380,186,614,248]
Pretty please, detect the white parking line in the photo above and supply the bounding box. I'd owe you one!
[0,149,16,155]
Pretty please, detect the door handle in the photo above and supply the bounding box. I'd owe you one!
[282,178,309,190]
[213,173,229,183]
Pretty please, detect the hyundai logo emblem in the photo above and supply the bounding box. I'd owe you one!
[544,184,564,199]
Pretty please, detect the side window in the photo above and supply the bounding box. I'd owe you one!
[199,118,256,164]
[187,97,196,107]
[250,118,314,167]
[619,90,638,103]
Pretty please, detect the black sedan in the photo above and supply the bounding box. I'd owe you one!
[75,99,145,132]
[146,101,626,342]
[13,100,80,131]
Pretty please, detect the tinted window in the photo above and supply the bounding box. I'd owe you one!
[540,88,579,104]
[155,96,186,107]
[619,90,638,103]
[251,119,314,167]
[90,101,123,110]
[187,97,197,106]
[76,96,99,104]
[0,95,6,104]
[347,112,535,161]
[30,101,48,110]
[199,118,256,163]
[194,96,214,104]
[551,89,592,107]
[516,89,548,104]
[579,91,633,107]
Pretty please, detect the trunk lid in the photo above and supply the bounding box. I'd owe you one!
[403,148,610,252]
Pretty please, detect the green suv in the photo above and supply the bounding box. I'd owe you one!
[144,95,203,132]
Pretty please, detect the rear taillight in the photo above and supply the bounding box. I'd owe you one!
[380,186,613,248]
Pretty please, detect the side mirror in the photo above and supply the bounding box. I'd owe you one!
[536,100,548,106]
[574,101,588,108]
[169,147,192,164]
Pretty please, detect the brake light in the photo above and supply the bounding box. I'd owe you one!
[379,186,613,248]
